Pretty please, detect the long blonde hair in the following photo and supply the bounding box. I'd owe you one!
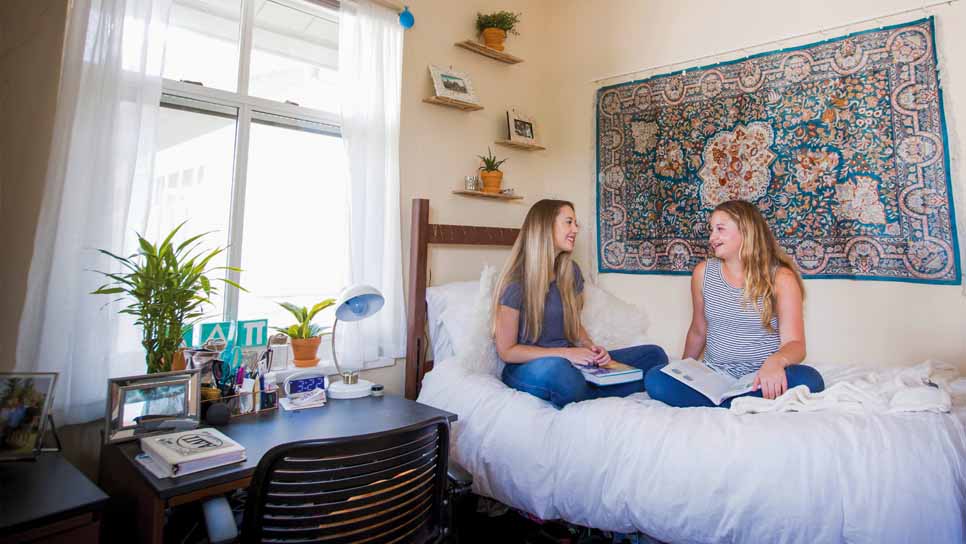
[713,200,804,331]
[492,200,583,343]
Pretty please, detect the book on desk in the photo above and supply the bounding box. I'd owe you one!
[137,428,245,479]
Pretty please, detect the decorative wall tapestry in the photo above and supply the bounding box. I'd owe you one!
[596,18,959,284]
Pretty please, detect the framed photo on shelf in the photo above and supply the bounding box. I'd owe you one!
[429,65,479,104]
[0,372,57,461]
[507,109,537,145]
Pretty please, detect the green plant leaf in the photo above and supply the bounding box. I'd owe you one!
[91,287,126,295]
[307,298,336,321]
[200,275,211,295]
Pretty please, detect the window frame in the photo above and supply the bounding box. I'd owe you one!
[160,0,342,323]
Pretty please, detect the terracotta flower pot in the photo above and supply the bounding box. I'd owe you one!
[480,170,504,194]
[291,336,321,367]
[481,28,507,51]
[169,348,188,371]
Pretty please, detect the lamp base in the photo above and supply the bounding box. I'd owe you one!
[327,376,373,399]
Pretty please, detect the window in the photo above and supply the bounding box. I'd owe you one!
[147,0,346,329]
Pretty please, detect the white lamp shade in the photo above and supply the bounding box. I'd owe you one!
[334,284,384,322]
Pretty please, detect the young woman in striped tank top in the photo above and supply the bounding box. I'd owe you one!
[644,200,825,408]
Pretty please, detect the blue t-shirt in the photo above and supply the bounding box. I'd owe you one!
[499,264,584,348]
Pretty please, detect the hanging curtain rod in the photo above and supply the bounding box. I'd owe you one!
[590,0,959,84]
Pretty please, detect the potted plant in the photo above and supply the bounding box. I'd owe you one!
[272,300,336,367]
[91,223,241,374]
[476,10,521,51]
[478,147,508,194]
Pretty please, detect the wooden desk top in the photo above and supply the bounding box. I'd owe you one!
[106,395,457,500]
[0,454,109,533]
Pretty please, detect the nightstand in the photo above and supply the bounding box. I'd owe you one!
[0,454,108,543]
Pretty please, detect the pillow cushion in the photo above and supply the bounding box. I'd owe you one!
[444,266,503,376]
[426,280,479,361]
[581,281,651,349]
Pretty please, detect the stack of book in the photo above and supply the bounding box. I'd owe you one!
[136,428,246,479]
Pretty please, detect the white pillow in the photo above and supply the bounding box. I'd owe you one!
[445,266,504,376]
[581,282,651,349]
[426,280,479,361]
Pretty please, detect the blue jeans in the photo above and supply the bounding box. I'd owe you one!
[501,344,669,408]
[644,363,825,408]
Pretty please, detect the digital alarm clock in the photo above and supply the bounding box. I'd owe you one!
[283,370,328,396]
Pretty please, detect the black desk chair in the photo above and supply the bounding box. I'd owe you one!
[205,416,459,544]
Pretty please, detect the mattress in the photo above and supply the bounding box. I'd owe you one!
[417,360,966,543]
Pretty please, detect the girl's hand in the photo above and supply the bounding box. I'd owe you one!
[588,345,611,366]
[563,348,598,367]
[753,358,788,400]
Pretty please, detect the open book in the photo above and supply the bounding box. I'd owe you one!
[577,361,643,386]
[660,358,756,405]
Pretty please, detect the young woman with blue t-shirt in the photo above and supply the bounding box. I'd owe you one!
[493,199,668,408]
[644,200,825,408]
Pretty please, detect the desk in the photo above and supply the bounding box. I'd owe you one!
[0,454,108,543]
[99,395,457,544]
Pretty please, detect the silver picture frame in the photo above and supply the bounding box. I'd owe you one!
[105,369,200,444]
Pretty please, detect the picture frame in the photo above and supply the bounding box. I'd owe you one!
[507,109,537,145]
[0,372,57,461]
[429,65,479,104]
[105,369,200,444]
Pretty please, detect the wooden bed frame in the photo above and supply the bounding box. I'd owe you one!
[404,198,519,400]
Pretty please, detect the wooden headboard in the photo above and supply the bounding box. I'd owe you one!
[404,198,519,399]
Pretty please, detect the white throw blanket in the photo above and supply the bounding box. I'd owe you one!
[730,360,956,414]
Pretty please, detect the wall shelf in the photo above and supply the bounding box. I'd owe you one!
[455,40,524,64]
[422,96,484,111]
[452,189,523,201]
[495,139,546,151]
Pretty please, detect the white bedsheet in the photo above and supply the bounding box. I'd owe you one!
[418,360,966,543]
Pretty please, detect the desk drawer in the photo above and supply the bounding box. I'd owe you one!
[0,513,99,544]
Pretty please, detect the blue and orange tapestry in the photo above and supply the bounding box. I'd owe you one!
[596,18,960,284]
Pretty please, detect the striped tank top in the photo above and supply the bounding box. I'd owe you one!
[703,258,780,378]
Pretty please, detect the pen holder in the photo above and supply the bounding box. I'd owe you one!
[201,388,277,420]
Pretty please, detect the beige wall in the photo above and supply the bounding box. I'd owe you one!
[0,0,69,371]
[542,0,966,370]
[373,0,561,392]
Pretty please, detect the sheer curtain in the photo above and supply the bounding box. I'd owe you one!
[15,0,171,424]
[337,0,406,367]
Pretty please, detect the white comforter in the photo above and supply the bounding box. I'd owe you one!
[418,360,966,544]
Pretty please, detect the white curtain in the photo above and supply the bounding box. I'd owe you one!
[15,0,171,424]
[338,0,406,367]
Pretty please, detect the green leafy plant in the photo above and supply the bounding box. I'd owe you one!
[478,147,508,172]
[272,300,336,339]
[476,11,521,35]
[91,223,242,374]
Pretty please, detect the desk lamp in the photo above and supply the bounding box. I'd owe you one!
[327,284,384,399]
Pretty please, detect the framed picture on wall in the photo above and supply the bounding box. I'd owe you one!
[428,65,479,104]
[507,109,537,145]
[0,372,57,461]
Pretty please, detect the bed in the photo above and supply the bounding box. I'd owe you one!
[403,198,966,543]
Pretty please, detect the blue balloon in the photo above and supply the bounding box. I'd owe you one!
[399,6,414,29]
